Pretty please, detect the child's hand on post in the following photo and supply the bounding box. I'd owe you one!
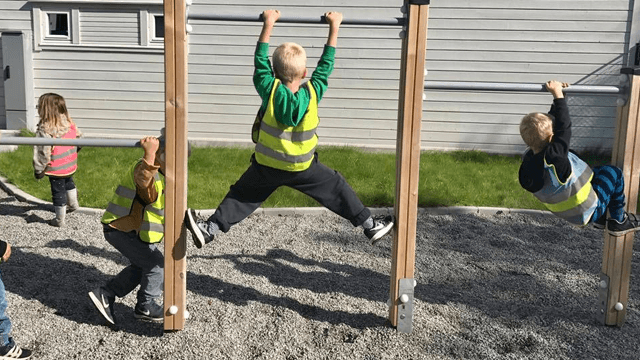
[262,9,280,25]
[545,80,569,99]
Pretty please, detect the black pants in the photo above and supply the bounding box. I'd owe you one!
[210,153,371,233]
[48,176,76,207]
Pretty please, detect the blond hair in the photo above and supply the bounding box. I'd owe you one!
[37,93,74,136]
[520,112,554,153]
[272,42,307,83]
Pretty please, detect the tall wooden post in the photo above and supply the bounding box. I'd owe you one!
[598,67,640,326]
[163,0,188,331]
[390,0,429,333]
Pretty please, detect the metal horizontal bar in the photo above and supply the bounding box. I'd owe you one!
[0,137,144,147]
[424,81,624,95]
[187,12,405,26]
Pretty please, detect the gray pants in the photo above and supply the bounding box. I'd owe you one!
[103,224,163,306]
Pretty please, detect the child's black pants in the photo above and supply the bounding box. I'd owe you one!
[209,153,371,233]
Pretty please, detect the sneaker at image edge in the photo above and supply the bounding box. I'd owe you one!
[365,215,395,245]
[88,287,116,325]
[0,344,32,360]
[607,213,640,236]
[185,209,214,248]
[134,302,164,322]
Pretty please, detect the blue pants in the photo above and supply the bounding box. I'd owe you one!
[0,270,13,348]
[103,225,164,306]
[591,165,626,223]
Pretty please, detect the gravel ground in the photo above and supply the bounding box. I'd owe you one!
[0,185,639,360]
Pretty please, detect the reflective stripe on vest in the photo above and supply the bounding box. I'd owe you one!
[532,152,598,226]
[45,124,78,176]
[254,79,319,171]
[101,161,165,243]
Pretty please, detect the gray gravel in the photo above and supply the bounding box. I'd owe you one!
[0,185,638,360]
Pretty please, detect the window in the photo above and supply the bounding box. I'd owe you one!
[153,15,164,39]
[46,12,69,38]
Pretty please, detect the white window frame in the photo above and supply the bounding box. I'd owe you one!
[149,11,164,46]
[33,7,79,50]
[139,10,163,47]
[44,11,70,40]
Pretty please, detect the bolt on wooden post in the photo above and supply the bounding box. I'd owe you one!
[598,67,640,327]
[390,0,429,332]
[163,0,188,331]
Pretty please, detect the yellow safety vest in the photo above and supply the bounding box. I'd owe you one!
[101,160,165,243]
[533,152,598,226]
[254,79,319,171]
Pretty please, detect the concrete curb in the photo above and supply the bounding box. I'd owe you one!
[0,175,555,219]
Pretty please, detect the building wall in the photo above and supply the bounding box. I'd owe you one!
[0,0,33,129]
[0,0,635,154]
[0,39,4,129]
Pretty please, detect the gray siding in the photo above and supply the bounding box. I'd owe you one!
[0,0,636,154]
[187,1,404,146]
[0,38,4,128]
[188,0,632,153]
[79,9,139,45]
[33,51,164,136]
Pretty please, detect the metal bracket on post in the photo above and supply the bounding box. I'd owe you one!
[597,272,610,325]
[397,278,415,333]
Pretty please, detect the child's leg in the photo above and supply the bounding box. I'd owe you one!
[209,160,279,233]
[48,177,67,207]
[0,271,12,349]
[103,226,163,304]
[287,158,370,227]
[65,176,79,212]
[591,165,625,222]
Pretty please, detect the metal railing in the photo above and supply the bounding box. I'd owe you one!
[0,137,144,147]
[423,81,624,95]
[187,13,405,26]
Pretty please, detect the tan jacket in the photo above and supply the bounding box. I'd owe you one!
[107,158,162,233]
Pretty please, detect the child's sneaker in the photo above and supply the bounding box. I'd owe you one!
[365,215,395,245]
[134,302,163,322]
[185,209,215,248]
[88,287,116,325]
[0,341,32,360]
[607,213,640,236]
[593,214,606,229]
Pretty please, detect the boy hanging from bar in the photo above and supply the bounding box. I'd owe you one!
[186,9,394,247]
[519,80,640,235]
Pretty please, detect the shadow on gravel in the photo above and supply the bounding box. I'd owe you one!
[0,199,51,225]
[189,248,389,329]
[47,239,129,266]
[2,247,164,337]
[411,213,637,328]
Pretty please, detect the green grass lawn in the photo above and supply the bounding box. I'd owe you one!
[0,144,612,211]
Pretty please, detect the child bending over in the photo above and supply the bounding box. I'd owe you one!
[186,10,394,248]
[89,134,168,324]
[519,80,640,236]
[33,93,82,227]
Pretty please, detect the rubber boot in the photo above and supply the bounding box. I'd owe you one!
[49,205,66,227]
[67,188,79,213]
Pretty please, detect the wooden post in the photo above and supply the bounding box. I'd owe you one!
[163,0,188,331]
[390,1,429,332]
[599,67,640,326]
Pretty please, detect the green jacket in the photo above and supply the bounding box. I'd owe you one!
[253,42,335,127]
